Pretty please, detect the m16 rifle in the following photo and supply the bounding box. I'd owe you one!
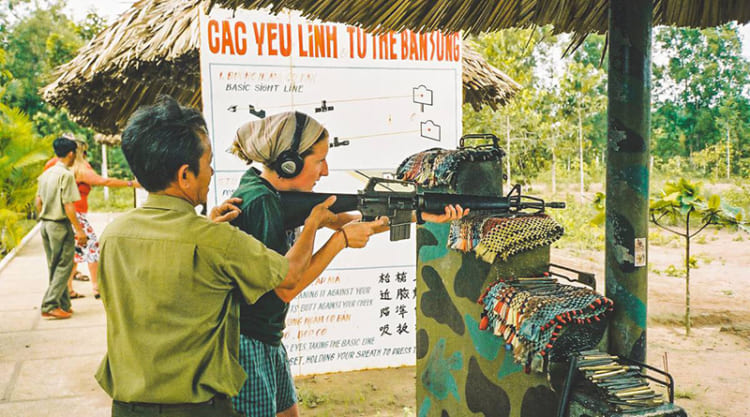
[279,178,566,241]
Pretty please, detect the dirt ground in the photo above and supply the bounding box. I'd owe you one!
[294,227,750,416]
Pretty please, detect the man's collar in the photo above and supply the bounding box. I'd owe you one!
[141,193,196,213]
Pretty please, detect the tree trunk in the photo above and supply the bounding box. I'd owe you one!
[726,125,731,179]
[506,114,511,189]
[685,212,691,336]
[102,143,109,201]
[578,106,585,202]
[551,143,557,195]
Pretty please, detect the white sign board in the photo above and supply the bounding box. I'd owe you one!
[200,7,462,375]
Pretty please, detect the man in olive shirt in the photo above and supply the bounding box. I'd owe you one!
[96,96,337,417]
[36,137,88,319]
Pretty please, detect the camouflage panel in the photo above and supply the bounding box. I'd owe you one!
[416,159,559,417]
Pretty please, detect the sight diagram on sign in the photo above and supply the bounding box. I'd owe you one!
[220,85,448,154]
[420,120,441,141]
[412,85,433,112]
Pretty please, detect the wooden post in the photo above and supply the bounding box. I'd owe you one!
[102,143,109,201]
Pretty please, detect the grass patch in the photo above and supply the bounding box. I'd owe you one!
[664,265,685,278]
[693,253,713,264]
[675,389,695,400]
[17,219,37,238]
[88,186,137,212]
[550,198,604,251]
[649,230,681,247]
[0,219,38,260]
[297,388,329,408]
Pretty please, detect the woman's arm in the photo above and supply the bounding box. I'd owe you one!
[325,212,362,230]
[77,165,138,188]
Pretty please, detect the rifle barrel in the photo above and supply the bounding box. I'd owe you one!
[420,192,511,213]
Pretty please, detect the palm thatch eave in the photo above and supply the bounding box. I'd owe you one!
[210,0,750,36]
[209,0,750,52]
[41,0,520,135]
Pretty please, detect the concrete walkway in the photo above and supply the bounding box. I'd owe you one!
[0,213,120,417]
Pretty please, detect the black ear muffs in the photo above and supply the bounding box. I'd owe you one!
[273,112,306,178]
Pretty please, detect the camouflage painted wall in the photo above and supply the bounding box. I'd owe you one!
[416,229,559,417]
[415,160,560,417]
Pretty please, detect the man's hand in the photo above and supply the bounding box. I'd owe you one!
[305,196,337,230]
[75,230,88,246]
[210,197,242,223]
[421,204,469,223]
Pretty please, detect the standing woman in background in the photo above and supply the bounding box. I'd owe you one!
[47,137,139,299]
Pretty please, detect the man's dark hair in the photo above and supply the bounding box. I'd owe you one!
[53,137,77,157]
[121,96,207,192]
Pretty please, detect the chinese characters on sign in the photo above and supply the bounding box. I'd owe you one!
[377,271,414,338]
[284,267,416,375]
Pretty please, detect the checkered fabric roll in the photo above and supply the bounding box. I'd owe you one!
[448,214,564,263]
[477,276,614,373]
[396,147,505,188]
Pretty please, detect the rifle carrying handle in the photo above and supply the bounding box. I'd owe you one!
[459,133,500,149]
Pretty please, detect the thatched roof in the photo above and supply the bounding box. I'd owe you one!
[41,0,519,135]
[211,0,750,49]
[463,45,520,112]
[93,133,122,146]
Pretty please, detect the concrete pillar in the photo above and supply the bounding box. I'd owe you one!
[605,0,653,362]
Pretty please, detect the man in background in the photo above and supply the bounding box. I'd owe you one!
[36,136,87,319]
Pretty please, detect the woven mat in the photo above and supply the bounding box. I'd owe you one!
[477,276,613,372]
[396,147,504,189]
[448,214,564,263]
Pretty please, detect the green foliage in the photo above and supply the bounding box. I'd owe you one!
[464,30,608,190]
[0,100,52,254]
[650,178,746,231]
[652,24,750,175]
[650,178,748,335]
[87,186,136,212]
[0,1,103,135]
[0,2,125,257]
[551,196,605,251]
[664,264,684,278]
[297,387,329,408]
